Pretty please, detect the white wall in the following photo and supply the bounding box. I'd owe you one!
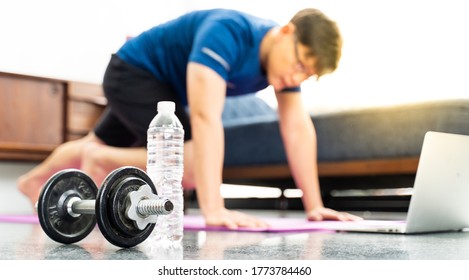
[0,0,189,83]
[1,0,468,110]
[306,0,469,112]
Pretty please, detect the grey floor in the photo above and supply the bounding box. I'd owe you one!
[2,161,469,260]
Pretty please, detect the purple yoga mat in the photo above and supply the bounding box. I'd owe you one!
[183,215,339,233]
[0,214,39,224]
[0,214,343,232]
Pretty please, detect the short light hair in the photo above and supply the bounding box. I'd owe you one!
[290,8,342,77]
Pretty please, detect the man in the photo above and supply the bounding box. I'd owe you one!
[18,8,361,229]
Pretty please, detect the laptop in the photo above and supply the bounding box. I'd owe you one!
[332,131,469,234]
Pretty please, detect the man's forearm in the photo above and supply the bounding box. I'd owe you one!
[282,117,324,212]
[186,62,227,216]
[194,121,225,215]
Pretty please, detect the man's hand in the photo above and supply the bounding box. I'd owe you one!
[307,207,363,222]
[204,208,270,230]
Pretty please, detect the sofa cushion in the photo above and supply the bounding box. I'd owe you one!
[222,94,277,126]
[223,97,469,166]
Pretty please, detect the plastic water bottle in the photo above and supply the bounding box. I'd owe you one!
[146,101,184,243]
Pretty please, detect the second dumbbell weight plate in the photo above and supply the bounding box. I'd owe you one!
[96,166,157,248]
[37,169,98,244]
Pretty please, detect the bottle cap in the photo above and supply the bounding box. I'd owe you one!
[157,101,175,112]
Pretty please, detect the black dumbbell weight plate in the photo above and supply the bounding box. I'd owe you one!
[96,166,157,248]
[37,169,98,244]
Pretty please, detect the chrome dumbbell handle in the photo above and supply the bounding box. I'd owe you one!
[65,184,173,229]
[67,198,95,217]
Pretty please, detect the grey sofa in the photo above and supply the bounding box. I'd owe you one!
[220,95,469,211]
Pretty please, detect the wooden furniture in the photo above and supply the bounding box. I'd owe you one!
[222,158,420,212]
[0,72,106,161]
[223,157,419,179]
[66,80,107,141]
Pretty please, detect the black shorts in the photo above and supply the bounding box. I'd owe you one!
[94,54,192,147]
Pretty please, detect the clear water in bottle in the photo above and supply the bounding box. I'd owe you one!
[146,101,184,243]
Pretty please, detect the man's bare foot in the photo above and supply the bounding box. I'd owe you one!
[17,174,45,209]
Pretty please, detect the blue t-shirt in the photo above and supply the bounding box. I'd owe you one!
[117,9,297,106]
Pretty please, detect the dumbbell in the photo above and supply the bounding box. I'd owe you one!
[37,166,173,248]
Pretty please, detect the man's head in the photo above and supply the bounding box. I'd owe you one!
[290,8,342,78]
[263,8,342,91]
